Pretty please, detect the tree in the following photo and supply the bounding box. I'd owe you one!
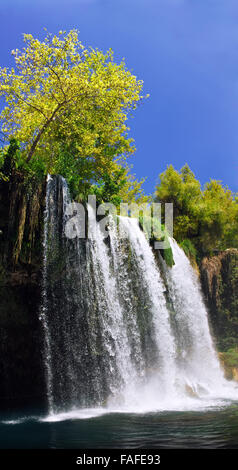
[200,180,238,251]
[155,164,238,256]
[155,164,201,241]
[0,30,146,188]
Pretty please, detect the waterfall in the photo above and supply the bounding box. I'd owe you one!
[165,238,235,398]
[40,176,107,412]
[40,176,237,416]
[40,174,54,411]
[117,217,177,400]
[86,205,139,405]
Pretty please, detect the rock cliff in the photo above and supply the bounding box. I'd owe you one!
[0,173,46,409]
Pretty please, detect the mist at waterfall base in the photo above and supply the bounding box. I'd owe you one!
[1,174,238,449]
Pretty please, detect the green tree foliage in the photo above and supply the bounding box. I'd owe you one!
[155,164,238,256]
[0,138,20,181]
[0,30,148,202]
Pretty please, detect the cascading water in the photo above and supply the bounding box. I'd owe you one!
[40,176,237,418]
[117,217,177,402]
[86,205,139,405]
[40,176,108,412]
[164,238,237,399]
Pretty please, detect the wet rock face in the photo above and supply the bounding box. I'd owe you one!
[200,249,238,351]
[0,281,46,410]
[0,174,46,410]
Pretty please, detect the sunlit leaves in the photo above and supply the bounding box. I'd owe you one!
[0,29,144,178]
[155,164,238,254]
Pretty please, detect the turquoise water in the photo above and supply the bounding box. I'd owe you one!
[1,403,238,448]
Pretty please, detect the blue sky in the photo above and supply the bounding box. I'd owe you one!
[0,0,237,195]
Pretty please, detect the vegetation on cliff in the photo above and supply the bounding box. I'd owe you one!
[155,164,238,259]
[219,349,238,381]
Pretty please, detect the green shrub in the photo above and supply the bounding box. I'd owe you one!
[221,348,238,368]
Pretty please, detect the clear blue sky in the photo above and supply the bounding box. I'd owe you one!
[0,0,237,195]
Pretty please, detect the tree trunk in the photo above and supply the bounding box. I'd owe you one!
[26,104,61,163]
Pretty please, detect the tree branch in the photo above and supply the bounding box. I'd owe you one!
[26,104,62,163]
[25,90,92,162]
[13,91,48,119]
[46,63,67,100]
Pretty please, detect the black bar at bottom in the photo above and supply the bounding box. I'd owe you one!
[0,449,235,468]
